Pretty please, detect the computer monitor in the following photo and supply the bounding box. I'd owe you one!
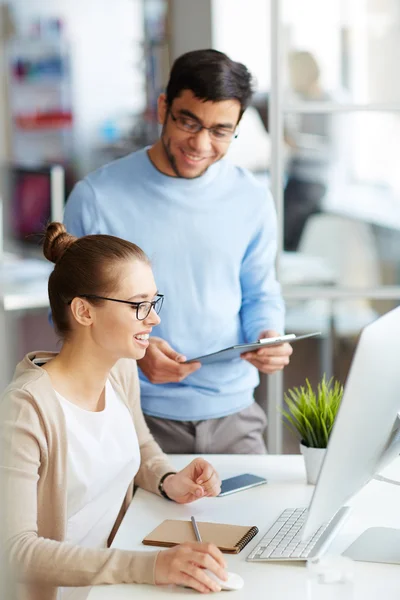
[7,164,65,247]
[302,305,400,560]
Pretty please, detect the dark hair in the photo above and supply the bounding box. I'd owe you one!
[43,222,149,338]
[166,49,254,119]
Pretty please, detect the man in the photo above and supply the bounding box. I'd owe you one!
[64,49,292,454]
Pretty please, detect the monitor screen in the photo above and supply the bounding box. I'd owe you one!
[11,167,52,243]
[9,165,67,246]
[303,305,400,540]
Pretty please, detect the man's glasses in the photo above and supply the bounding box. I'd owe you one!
[69,294,164,321]
[169,110,238,142]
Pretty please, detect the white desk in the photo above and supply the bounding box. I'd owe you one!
[255,173,400,232]
[88,455,400,600]
[0,253,52,310]
[0,254,52,390]
[323,183,400,231]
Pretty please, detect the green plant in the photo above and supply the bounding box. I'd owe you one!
[282,376,344,449]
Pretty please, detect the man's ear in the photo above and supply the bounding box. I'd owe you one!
[69,298,94,328]
[157,93,168,125]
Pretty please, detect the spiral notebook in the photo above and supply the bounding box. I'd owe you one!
[142,519,259,554]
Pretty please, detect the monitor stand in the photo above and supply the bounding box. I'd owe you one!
[343,527,400,564]
[343,413,400,564]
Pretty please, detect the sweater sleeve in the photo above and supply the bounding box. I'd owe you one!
[111,359,176,494]
[239,189,285,341]
[0,390,159,587]
[63,179,99,237]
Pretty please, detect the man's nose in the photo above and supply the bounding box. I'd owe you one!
[188,128,212,153]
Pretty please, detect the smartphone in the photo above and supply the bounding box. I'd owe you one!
[218,473,267,497]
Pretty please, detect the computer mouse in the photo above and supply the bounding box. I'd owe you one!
[204,570,244,591]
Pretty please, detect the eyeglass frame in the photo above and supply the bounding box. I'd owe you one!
[67,293,164,321]
[168,108,239,142]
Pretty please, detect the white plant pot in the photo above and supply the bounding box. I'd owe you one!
[300,443,326,485]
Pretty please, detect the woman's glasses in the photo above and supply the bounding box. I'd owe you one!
[69,294,164,321]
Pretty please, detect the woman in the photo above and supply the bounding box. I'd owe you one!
[0,222,227,600]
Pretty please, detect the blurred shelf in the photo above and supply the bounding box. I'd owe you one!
[15,113,73,130]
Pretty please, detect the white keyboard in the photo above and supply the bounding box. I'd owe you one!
[247,506,349,562]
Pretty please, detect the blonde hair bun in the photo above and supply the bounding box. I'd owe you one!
[43,222,77,264]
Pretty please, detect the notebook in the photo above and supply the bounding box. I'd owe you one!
[142,519,259,554]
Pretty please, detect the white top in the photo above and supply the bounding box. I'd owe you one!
[55,380,140,600]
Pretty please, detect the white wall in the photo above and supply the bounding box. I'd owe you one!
[211,0,347,94]
[212,0,270,92]
[1,0,145,174]
[168,0,212,61]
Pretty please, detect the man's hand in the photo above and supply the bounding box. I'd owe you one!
[137,337,201,384]
[162,458,221,504]
[241,329,293,374]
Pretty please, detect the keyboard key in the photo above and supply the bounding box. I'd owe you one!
[261,521,286,540]
[247,506,349,562]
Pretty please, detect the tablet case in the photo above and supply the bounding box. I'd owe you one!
[185,332,321,365]
[142,519,259,554]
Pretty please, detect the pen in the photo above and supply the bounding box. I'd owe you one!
[191,515,202,542]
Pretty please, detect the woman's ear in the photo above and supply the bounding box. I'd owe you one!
[157,93,168,125]
[69,297,94,328]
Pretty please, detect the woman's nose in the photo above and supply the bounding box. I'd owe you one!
[147,308,161,326]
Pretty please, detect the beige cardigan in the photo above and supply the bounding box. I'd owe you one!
[0,352,176,600]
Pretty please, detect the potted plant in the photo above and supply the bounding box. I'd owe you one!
[282,376,344,484]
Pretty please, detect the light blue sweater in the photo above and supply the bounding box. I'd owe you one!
[64,148,284,420]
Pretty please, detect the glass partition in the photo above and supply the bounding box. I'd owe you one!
[281,111,400,294]
[283,0,400,105]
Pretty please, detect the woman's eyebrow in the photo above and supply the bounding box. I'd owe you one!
[128,290,159,301]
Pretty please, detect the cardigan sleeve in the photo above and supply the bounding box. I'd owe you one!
[0,389,160,587]
[110,359,176,494]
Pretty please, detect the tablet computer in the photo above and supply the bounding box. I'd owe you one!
[185,332,321,365]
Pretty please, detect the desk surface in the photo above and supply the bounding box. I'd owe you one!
[323,183,400,231]
[88,455,400,600]
[0,254,52,311]
[255,173,400,231]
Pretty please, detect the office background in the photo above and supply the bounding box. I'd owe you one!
[1,0,400,453]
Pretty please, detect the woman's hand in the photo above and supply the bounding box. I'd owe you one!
[155,542,228,593]
[162,458,221,504]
